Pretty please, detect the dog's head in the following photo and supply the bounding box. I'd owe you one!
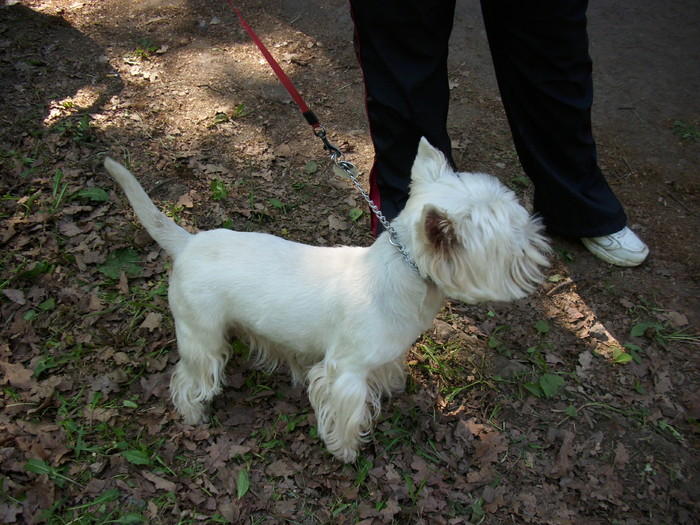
[399,138,550,303]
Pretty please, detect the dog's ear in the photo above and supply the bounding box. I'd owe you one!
[410,137,450,185]
[422,205,458,254]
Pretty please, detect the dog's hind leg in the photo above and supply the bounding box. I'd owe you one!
[307,360,375,463]
[170,320,231,425]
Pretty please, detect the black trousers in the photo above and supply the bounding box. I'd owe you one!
[350,0,627,237]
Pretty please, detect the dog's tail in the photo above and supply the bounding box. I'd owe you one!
[104,157,192,258]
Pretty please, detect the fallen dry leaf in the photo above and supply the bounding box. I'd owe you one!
[0,361,37,391]
[2,289,26,305]
[142,471,177,493]
[139,312,163,332]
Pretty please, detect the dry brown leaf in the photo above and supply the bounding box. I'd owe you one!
[117,272,129,294]
[0,503,20,523]
[30,375,66,403]
[206,436,252,470]
[140,312,163,332]
[142,471,177,493]
[83,406,118,423]
[177,191,196,208]
[566,306,584,320]
[666,310,689,328]
[266,459,299,478]
[0,361,37,391]
[2,289,26,305]
[613,441,630,469]
[546,430,575,479]
[57,219,83,237]
[576,350,594,378]
[327,214,349,231]
[88,290,104,311]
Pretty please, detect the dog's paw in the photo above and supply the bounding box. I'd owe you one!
[179,410,208,426]
[172,399,209,426]
[332,447,358,464]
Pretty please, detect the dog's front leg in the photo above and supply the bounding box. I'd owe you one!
[307,359,375,463]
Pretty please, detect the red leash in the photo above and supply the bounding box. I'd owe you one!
[222,1,421,271]
[223,0,320,130]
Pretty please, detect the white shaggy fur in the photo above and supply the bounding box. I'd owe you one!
[104,138,549,463]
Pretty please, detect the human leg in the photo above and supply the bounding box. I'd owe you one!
[350,0,456,232]
[480,0,627,238]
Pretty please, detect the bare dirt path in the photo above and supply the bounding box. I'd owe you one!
[1,1,698,523]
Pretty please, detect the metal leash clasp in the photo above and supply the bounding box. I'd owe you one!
[314,126,360,180]
[314,126,343,163]
[313,128,423,276]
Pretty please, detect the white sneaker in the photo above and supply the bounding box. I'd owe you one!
[581,227,649,267]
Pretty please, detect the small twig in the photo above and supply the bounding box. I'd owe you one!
[152,178,179,191]
[666,191,694,215]
[197,83,226,95]
[546,277,586,296]
[617,106,644,125]
[613,153,634,181]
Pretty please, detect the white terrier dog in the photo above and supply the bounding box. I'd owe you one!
[104,138,549,463]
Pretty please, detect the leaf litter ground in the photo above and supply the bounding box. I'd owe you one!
[1,1,698,523]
